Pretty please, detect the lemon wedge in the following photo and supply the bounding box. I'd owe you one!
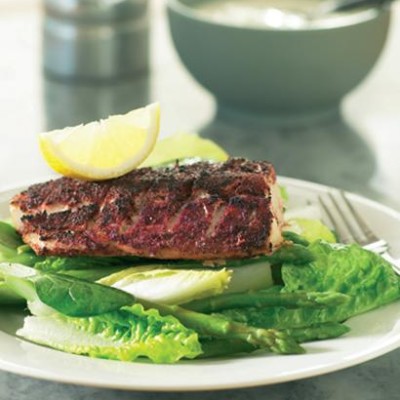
[39,103,160,180]
[141,132,229,167]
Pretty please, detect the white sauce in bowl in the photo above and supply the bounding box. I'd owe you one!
[191,0,377,29]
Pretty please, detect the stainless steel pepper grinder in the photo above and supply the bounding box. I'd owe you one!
[43,0,149,81]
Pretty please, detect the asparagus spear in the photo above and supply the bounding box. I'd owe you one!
[139,299,304,355]
[183,290,350,313]
[285,322,350,343]
[198,338,255,358]
[265,243,314,265]
[198,322,350,358]
[282,231,310,247]
[213,243,314,268]
[0,221,24,249]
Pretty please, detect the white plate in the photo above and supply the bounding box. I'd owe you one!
[0,177,399,391]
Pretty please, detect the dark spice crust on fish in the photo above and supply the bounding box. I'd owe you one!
[10,158,283,260]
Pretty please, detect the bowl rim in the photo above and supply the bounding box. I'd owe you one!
[166,0,387,32]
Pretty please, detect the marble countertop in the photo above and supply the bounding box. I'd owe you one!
[0,0,400,398]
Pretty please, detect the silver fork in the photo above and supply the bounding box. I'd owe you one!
[318,190,400,275]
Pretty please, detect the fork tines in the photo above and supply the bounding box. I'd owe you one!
[318,190,388,253]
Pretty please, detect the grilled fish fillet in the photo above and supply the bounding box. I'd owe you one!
[10,158,284,260]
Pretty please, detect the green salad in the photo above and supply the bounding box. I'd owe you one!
[1,201,399,363]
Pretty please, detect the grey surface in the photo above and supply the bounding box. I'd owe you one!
[1,1,400,398]
[200,106,378,195]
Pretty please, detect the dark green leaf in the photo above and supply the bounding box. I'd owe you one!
[33,273,135,317]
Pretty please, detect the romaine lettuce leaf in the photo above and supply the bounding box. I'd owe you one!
[220,241,400,329]
[282,241,399,297]
[2,263,303,357]
[0,263,202,362]
[18,303,202,363]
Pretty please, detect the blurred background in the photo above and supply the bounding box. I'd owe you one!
[0,0,399,205]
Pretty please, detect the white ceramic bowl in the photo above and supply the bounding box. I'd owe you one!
[167,0,390,116]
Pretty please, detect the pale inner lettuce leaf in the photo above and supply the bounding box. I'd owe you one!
[98,266,231,305]
[284,205,336,243]
[18,303,202,363]
[224,262,273,293]
[98,262,274,304]
[284,218,336,243]
[283,203,337,244]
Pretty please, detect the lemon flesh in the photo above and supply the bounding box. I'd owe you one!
[39,103,160,181]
